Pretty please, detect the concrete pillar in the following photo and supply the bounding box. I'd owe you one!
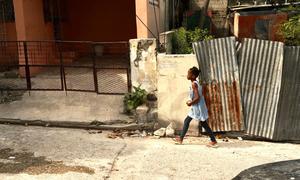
[234,13,240,38]
[13,0,55,76]
[135,0,148,38]
[135,0,161,38]
[13,0,53,41]
[129,38,157,93]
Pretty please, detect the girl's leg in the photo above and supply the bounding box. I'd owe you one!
[200,120,217,142]
[180,116,193,141]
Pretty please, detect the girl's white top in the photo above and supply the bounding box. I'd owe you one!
[188,80,209,121]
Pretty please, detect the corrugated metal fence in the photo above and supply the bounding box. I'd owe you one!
[238,38,284,139]
[274,46,300,141]
[193,37,244,132]
[193,37,300,141]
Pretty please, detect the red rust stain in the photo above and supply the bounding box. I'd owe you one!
[225,81,243,131]
[203,83,224,131]
[203,81,243,131]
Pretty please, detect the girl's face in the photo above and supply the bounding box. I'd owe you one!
[187,70,194,80]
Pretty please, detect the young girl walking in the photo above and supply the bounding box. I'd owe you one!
[174,66,217,147]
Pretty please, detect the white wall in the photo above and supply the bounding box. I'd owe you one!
[157,54,200,135]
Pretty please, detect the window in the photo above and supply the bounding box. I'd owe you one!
[43,0,67,22]
[0,0,15,22]
[255,19,270,40]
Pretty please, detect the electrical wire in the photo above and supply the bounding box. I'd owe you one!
[136,14,158,39]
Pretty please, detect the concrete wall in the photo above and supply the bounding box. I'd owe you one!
[129,38,157,92]
[129,39,201,135]
[157,54,199,135]
[62,0,137,41]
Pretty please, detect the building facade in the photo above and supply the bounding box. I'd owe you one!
[0,0,170,42]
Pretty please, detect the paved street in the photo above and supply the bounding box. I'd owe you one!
[0,124,299,180]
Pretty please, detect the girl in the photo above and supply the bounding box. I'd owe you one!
[174,66,217,147]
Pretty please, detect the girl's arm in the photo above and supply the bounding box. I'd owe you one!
[187,82,200,106]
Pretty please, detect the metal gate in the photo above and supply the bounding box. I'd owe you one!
[0,41,131,95]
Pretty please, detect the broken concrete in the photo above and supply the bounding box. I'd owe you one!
[166,123,175,137]
[135,105,149,124]
[154,128,166,137]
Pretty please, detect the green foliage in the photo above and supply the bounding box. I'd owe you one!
[280,5,300,12]
[123,86,147,114]
[279,14,300,46]
[172,27,191,54]
[172,27,213,54]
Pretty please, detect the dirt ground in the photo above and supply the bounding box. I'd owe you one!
[0,124,299,180]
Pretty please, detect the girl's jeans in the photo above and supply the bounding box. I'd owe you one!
[180,116,217,142]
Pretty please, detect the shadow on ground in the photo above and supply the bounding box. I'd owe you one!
[0,148,95,175]
[233,159,300,180]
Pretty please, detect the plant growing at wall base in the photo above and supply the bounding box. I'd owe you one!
[123,86,147,114]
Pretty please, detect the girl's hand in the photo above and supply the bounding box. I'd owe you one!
[186,100,192,106]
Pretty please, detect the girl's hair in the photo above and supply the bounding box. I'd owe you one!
[189,66,200,77]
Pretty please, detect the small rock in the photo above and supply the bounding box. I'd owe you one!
[223,137,229,142]
[141,130,147,137]
[131,134,140,137]
[237,137,243,141]
[165,123,175,137]
[154,128,166,137]
[290,177,295,180]
[147,93,157,101]
[107,133,117,139]
[148,132,153,136]
[134,130,141,134]
[8,156,15,160]
[121,132,130,138]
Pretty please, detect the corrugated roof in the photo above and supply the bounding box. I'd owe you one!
[229,2,300,11]
[193,37,244,132]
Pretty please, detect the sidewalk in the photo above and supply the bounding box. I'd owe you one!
[0,91,143,129]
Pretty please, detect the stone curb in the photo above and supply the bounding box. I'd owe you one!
[0,118,155,131]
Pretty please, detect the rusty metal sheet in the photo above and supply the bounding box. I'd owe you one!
[274,46,300,141]
[238,38,284,139]
[193,37,244,132]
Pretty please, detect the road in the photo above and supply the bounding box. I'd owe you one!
[0,124,299,180]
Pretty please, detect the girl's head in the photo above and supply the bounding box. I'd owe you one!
[187,66,200,80]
